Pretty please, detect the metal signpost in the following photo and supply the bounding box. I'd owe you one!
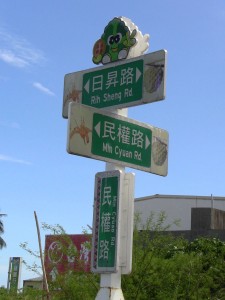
[67,102,168,176]
[63,16,168,299]
[63,50,167,118]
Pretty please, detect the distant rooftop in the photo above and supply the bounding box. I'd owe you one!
[23,276,43,282]
[135,194,225,202]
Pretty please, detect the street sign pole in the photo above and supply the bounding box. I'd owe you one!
[95,105,128,300]
[63,16,168,300]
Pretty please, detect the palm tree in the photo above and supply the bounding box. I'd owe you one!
[0,213,6,249]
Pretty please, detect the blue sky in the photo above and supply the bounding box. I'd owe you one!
[1,0,225,287]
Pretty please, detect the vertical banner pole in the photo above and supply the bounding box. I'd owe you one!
[34,211,50,299]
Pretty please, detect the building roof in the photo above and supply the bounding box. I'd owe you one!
[135,194,225,202]
[23,276,43,282]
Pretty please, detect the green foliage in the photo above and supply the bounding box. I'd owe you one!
[49,272,99,300]
[0,286,46,299]
[20,223,99,300]
[122,212,225,299]
[122,212,187,299]
[16,213,225,299]
[0,213,7,249]
[20,241,42,276]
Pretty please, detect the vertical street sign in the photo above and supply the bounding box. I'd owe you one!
[92,170,121,273]
[67,102,169,176]
[8,257,22,291]
[63,50,167,118]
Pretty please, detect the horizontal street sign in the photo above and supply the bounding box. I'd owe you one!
[67,103,169,176]
[63,50,167,118]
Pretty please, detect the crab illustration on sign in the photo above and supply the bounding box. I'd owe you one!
[92,17,149,65]
[70,117,92,144]
[63,84,82,111]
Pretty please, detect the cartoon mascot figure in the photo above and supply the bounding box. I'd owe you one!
[92,17,137,65]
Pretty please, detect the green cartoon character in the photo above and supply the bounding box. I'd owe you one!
[93,17,137,65]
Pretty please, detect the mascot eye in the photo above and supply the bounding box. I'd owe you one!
[114,33,122,44]
[107,35,115,45]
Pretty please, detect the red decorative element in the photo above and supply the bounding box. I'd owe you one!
[44,234,91,281]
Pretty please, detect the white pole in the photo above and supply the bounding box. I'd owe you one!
[94,17,149,299]
[95,109,127,300]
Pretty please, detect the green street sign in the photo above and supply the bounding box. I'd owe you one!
[92,170,121,273]
[67,103,169,176]
[9,257,22,291]
[63,50,167,118]
[92,113,152,168]
[82,58,143,108]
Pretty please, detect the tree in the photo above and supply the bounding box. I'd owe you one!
[20,223,99,299]
[0,213,6,249]
[17,214,225,299]
[122,211,188,299]
[122,212,225,299]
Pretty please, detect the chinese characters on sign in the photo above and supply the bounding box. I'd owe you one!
[82,59,143,108]
[92,171,120,272]
[92,113,152,168]
[44,234,91,281]
[67,103,168,176]
[63,50,167,118]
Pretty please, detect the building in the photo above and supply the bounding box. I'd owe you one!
[23,276,43,290]
[134,194,225,240]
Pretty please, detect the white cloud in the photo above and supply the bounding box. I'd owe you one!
[33,82,55,96]
[0,49,28,68]
[0,154,32,165]
[0,27,45,68]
